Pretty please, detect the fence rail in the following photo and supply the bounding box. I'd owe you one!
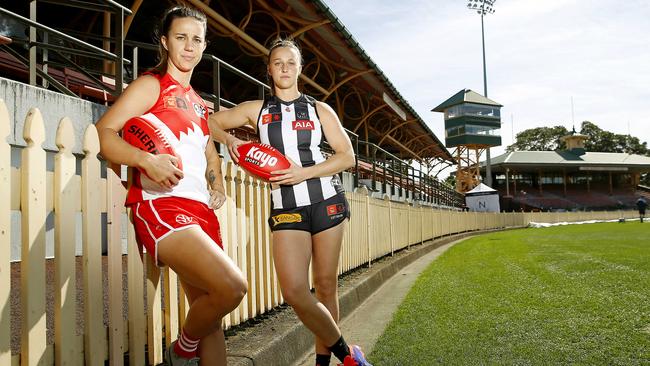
[0,99,639,365]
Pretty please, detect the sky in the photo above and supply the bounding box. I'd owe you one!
[322,0,650,168]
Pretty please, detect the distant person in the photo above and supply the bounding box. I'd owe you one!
[637,197,647,223]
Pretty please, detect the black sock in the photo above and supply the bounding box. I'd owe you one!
[315,353,331,366]
[328,336,351,363]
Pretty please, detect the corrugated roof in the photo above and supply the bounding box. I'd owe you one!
[485,150,650,168]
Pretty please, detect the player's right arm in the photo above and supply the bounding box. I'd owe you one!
[208,100,263,163]
[96,75,183,188]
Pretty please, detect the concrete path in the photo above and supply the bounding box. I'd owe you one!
[292,239,466,366]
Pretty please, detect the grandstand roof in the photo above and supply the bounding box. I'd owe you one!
[0,0,454,165]
[483,150,650,173]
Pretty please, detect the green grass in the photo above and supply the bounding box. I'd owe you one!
[371,222,650,365]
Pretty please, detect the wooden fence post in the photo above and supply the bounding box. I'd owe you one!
[164,267,180,348]
[235,168,249,321]
[224,162,240,322]
[245,174,257,318]
[20,108,48,365]
[252,178,265,315]
[0,100,11,365]
[54,117,77,365]
[387,195,394,256]
[212,160,229,328]
[260,181,273,311]
[406,203,411,249]
[420,205,424,245]
[81,124,105,366]
[106,162,125,365]
[126,220,145,366]
[146,256,162,365]
[366,190,371,266]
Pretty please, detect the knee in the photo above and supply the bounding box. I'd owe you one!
[208,273,247,312]
[225,274,248,307]
[313,275,338,299]
[280,283,310,308]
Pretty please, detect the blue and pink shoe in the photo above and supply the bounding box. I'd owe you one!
[339,345,373,366]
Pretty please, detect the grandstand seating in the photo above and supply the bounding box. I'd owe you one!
[497,184,644,211]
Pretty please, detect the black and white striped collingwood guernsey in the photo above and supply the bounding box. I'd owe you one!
[257,94,343,209]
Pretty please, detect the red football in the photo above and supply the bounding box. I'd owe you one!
[237,142,290,181]
[122,116,183,171]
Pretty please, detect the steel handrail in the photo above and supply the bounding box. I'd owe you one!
[0,7,123,61]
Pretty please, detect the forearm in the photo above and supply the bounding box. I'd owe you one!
[210,123,234,145]
[208,113,239,145]
[304,150,355,179]
[206,157,225,192]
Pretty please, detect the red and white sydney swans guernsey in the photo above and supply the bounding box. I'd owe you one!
[125,73,210,206]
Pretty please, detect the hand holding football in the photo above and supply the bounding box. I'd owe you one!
[122,116,184,187]
[236,142,290,181]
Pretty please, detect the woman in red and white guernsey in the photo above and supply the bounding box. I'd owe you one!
[209,39,372,366]
[96,6,246,366]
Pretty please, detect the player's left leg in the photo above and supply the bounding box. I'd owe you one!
[180,279,227,366]
[312,220,346,360]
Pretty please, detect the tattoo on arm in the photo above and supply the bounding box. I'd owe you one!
[208,169,216,185]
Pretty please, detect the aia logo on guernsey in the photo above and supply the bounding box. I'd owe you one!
[175,214,195,225]
[292,120,315,130]
[245,146,279,168]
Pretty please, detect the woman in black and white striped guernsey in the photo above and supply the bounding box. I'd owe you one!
[208,38,373,366]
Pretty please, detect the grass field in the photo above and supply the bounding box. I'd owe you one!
[371,222,650,365]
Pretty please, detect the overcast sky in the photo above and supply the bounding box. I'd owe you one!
[322,0,650,164]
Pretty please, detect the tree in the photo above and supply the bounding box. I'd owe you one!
[581,121,648,154]
[444,174,456,189]
[508,121,649,155]
[506,126,569,152]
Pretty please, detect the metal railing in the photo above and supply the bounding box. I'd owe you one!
[356,140,462,207]
[0,2,131,97]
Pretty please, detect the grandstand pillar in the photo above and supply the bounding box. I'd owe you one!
[371,146,377,192]
[114,7,124,94]
[538,169,543,195]
[29,1,36,86]
[103,12,112,74]
[563,169,567,196]
[608,171,613,195]
[626,173,634,192]
[587,173,591,192]
[382,151,387,195]
[213,60,221,110]
[419,168,424,202]
[505,168,510,196]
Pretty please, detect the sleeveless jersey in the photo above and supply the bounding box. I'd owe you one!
[125,73,210,206]
[257,94,343,209]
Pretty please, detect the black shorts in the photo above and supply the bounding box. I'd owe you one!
[268,193,350,234]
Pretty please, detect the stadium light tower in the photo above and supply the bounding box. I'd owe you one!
[467,0,496,187]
